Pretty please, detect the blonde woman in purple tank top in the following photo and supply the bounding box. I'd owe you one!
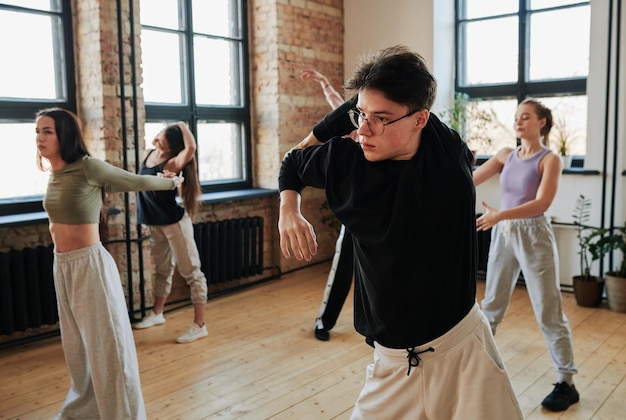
[473,98,579,412]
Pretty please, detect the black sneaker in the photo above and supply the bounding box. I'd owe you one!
[314,327,330,341]
[541,382,580,412]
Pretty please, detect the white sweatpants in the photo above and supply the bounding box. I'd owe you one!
[351,304,523,420]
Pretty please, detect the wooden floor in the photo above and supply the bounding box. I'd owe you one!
[1,261,625,419]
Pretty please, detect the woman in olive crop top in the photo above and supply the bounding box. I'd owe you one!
[36,108,179,420]
[473,98,579,412]
[134,122,208,344]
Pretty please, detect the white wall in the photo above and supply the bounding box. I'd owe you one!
[343,0,434,75]
[343,0,626,286]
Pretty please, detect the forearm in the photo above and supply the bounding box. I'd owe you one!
[323,86,345,109]
[179,122,197,151]
[279,190,301,215]
[85,157,176,193]
[313,96,357,142]
[496,200,553,221]
[291,131,323,151]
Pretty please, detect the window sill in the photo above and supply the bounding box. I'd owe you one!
[474,155,599,176]
[0,188,279,228]
[0,211,49,228]
[198,188,278,204]
[562,168,600,175]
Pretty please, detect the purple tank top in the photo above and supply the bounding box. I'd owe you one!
[500,146,551,212]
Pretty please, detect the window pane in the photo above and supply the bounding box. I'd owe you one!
[196,122,244,182]
[194,38,241,106]
[144,122,165,151]
[461,17,518,85]
[139,0,180,29]
[468,97,588,157]
[0,12,63,99]
[529,7,590,80]
[540,96,587,156]
[463,0,517,19]
[141,30,184,104]
[192,0,240,38]
[1,0,61,11]
[530,0,582,9]
[466,99,518,156]
[0,123,49,200]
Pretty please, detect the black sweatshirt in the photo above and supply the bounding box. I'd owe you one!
[279,101,477,349]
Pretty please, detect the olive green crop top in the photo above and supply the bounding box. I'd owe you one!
[43,155,177,224]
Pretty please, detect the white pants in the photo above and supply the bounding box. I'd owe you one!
[482,216,577,377]
[352,304,522,420]
[53,243,146,420]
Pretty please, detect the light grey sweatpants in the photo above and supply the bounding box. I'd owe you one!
[53,243,146,420]
[481,215,577,378]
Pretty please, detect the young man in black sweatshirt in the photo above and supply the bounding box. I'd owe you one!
[278,45,522,419]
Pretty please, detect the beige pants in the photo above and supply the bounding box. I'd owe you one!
[148,212,208,304]
[351,304,522,420]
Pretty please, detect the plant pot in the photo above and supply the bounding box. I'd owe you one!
[605,272,626,313]
[573,276,604,307]
[560,155,572,169]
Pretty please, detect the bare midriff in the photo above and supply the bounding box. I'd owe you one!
[49,222,100,253]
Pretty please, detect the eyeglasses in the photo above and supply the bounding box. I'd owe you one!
[348,108,417,136]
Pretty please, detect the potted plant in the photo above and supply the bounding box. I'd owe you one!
[593,222,626,312]
[571,195,605,307]
[551,115,575,169]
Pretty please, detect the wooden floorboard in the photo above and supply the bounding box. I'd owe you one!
[1,261,625,419]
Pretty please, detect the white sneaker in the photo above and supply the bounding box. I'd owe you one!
[176,323,208,343]
[133,310,166,329]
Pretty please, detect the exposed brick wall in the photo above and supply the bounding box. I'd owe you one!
[251,0,344,273]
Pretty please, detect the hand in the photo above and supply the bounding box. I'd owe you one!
[301,69,329,86]
[175,121,189,130]
[157,170,176,178]
[278,210,318,261]
[157,170,184,186]
[476,201,500,231]
[172,175,184,187]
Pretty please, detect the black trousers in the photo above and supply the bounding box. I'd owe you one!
[315,226,354,330]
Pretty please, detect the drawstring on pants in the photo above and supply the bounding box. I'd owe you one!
[406,347,435,376]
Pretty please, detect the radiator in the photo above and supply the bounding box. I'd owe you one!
[193,216,264,284]
[0,245,57,335]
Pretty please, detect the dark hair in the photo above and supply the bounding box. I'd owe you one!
[343,45,437,112]
[35,107,89,171]
[520,98,553,145]
[163,124,201,217]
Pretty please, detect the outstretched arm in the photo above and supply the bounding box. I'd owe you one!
[473,147,512,186]
[289,131,323,155]
[301,69,344,109]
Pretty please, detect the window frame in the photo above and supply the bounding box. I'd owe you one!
[141,0,252,194]
[455,0,589,159]
[0,0,76,216]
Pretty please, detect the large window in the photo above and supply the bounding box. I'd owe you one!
[0,0,75,214]
[455,0,590,159]
[140,0,251,192]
